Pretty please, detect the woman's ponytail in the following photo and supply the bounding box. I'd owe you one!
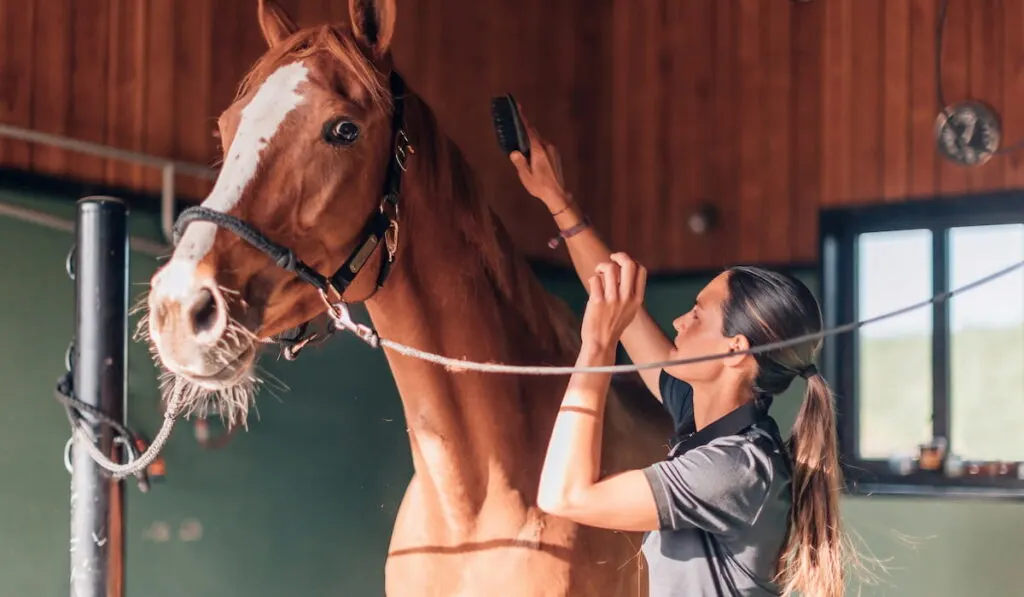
[776,372,847,597]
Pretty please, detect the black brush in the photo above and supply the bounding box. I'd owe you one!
[491,94,530,162]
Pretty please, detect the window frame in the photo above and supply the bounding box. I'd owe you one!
[819,190,1024,500]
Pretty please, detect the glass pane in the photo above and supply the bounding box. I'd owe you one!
[949,224,1024,461]
[856,229,933,459]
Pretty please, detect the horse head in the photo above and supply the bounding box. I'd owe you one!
[145,0,405,419]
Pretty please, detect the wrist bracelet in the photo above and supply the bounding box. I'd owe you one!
[549,194,575,217]
[548,216,591,249]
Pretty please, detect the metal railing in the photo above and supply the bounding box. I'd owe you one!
[0,122,220,253]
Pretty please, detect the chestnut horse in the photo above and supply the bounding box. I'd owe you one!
[145,1,673,594]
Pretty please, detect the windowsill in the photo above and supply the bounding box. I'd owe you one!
[844,482,1024,501]
[841,460,1024,501]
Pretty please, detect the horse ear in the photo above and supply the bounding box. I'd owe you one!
[257,0,298,48]
[348,0,396,58]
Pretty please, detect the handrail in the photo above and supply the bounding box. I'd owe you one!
[0,123,218,180]
[0,122,221,245]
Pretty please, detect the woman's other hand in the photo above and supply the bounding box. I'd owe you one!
[581,253,648,353]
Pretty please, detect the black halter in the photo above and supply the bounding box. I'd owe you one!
[172,72,410,358]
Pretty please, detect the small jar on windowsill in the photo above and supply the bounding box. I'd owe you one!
[918,437,948,472]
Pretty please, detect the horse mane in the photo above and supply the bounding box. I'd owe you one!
[401,91,583,361]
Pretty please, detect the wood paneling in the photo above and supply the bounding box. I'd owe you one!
[1,0,1023,271]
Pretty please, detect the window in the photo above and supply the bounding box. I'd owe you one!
[820,192,1024,499]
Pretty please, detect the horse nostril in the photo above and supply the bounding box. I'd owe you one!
[189,288,221,336]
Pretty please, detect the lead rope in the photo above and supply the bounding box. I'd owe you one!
[70,393,184,480]
[326,258,1024,375]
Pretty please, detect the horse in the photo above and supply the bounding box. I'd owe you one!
[144,1,674,594]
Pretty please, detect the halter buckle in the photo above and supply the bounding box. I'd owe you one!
[317,290,380,348]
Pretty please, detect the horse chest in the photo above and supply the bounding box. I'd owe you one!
[384,481,646,596]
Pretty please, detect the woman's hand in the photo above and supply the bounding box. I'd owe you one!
[508,105,571,210]
[581,253,647,353]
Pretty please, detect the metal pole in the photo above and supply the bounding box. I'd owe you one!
[70,196,129,597]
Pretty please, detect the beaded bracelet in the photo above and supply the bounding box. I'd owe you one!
[548,216,591,249]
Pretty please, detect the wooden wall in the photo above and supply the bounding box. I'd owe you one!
[1,0,1022,272]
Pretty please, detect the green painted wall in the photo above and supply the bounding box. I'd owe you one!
[0,188,1020,596]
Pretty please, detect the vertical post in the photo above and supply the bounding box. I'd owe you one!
[70,196,129,597]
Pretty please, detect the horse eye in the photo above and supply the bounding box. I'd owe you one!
[324,119,360,145]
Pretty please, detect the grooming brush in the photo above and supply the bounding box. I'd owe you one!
[491,93,530,162]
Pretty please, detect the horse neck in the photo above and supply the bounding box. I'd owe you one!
[363,107,579,525]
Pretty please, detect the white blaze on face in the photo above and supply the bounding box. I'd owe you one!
[157,62,310,299]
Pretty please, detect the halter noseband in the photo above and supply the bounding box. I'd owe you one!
[171,71,410,358]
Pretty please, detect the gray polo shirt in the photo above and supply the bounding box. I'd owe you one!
[640,371,793,597]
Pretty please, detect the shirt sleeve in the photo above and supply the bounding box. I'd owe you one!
[659,370,695,434]
[642,437,773,536]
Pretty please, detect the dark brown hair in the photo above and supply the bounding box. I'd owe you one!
[722,266,850,597]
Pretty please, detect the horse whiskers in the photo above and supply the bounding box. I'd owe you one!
[159,370,258,430]
[228,321,261,343]
[255,367,290,399]
[131,290,155,344]
[157,350,260,428]
[133,312,151,344]
[217,283,242,297]
[128,291,151,317]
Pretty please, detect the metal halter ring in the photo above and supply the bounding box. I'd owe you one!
[64,342,74,372]
[317,290,380,347]
[65,245,76,280]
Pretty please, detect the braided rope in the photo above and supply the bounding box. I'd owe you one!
[72,392,184,480]
[337,259,1024,375]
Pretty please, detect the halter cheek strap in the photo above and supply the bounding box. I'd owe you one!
[327,192,394,297]
[326,72,409,298]
[171,71,411,357]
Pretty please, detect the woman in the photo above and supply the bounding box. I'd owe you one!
[508,114,850,597]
